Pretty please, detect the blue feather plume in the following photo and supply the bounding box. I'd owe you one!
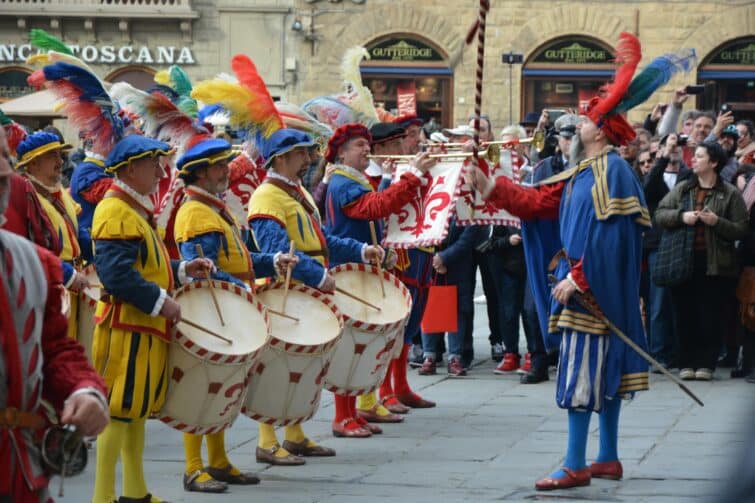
[613,48,696,114]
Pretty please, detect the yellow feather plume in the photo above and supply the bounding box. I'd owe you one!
[153,70,171,86]
[191,79,254,131]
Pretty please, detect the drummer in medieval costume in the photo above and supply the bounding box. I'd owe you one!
[248,127,385,464]
[90,134,213,503]
[14,132,91,340]
[468,33,695,490]
[323,122,434,436]
[172,135,297,492]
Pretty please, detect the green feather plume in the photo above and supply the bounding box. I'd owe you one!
[29,29,73,56]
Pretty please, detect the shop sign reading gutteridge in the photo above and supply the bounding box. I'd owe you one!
[532,39,611,65]
[367,39,444,63]
[0,43,196,65]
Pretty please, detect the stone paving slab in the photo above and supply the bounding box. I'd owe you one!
[59,290,752,503]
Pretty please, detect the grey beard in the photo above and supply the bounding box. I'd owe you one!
[569,134,585,168]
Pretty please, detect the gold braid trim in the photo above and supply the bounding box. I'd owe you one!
[590,153,651,226]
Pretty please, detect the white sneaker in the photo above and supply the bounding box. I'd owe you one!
[679,368,695,380]
[695,368,713,381]
[473,295,487,304]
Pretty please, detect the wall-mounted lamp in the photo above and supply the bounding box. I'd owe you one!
[291,17,303,32]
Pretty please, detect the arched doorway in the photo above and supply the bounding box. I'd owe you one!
[697,37,755,122]
[361,34,453,128]
[105,65,156,90]
[0,66,33,102]
[522,35,615,120]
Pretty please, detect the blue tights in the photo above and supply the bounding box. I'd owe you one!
[549,399,621,478]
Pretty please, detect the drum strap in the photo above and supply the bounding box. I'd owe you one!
[263,178,329,261]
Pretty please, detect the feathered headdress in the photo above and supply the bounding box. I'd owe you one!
[301,95,376,130]
[0,109,28,157]
[191,54,284,140]
[28,58,124,156]
[275,102,332,143]
[153,65,198,118]
[339,46,378,122]
[110,82,208,160]
[585,33,694,146]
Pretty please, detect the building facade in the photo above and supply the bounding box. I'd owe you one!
[1,0,754,132]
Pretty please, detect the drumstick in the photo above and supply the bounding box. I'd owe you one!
[335,286,381,312]
[369,221,386,298]
[266,307,300,323]
[281,241,296,313]
[194,244,225,327]
[179,318,232,344]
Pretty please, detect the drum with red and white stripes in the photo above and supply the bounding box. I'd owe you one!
[243,284,343,426]
[159,280,270,435]
[324,263,412,396]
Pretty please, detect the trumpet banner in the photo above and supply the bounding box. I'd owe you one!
[456,149,521,227]
[383,160,464,248]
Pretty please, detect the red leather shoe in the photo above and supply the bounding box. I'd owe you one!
[395,392,436,408]
[355,414,382,434]
[332,418,371,438]
[589,460,623,480]
[535,467,591,491]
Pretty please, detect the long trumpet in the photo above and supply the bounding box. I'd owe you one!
[368,149,489,161]
[419,130,546,152]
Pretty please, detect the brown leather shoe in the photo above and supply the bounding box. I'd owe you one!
[357,405,404,423]
[535,467,591,491]
[357,419,383,434]
[255,445,305,466]
[183,470,228,493]
[380,395,410,414]
[282,438,337,457]
[205,465,260,485]
[331,418,371,438]
[395,392,436,408]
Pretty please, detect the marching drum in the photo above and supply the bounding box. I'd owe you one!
[159,280,270,435]
[76,264,101,361]
[243,284,343,426]
[324,263,412,396]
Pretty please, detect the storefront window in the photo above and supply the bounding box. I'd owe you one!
[522,36,614,119]
[362,34,453,127]
[0,66,33,102]
[105,65,156,90]
[698,37,755,122]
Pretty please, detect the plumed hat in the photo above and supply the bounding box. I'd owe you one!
[584,33,695,146]
[261,129,315,169]
[176,137,233,177]
[15,131,72,169]
[325,123,371,163]
[105,135,173,174]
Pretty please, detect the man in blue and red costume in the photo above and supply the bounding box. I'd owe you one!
[69,145,113,260]
[90,134,214,503]
[0,123,110,503]
[376,114,438,412]
[469,32,653,491]
[323,122,435,436]
[248,127,386,460]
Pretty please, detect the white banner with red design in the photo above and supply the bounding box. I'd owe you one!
[455,148,521,227]
[383,160,464,248]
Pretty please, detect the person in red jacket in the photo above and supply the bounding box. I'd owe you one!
[0,122,110,503]
[323,123,435,436]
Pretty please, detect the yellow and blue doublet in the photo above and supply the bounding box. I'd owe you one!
[91,184,177,419]
[248,177,364,288]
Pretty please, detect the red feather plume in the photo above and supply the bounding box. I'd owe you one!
[586,32,641,119]
[4,122,27,157]
[231,54,284,138]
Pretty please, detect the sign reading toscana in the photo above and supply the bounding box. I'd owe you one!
[0,43,196,65]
